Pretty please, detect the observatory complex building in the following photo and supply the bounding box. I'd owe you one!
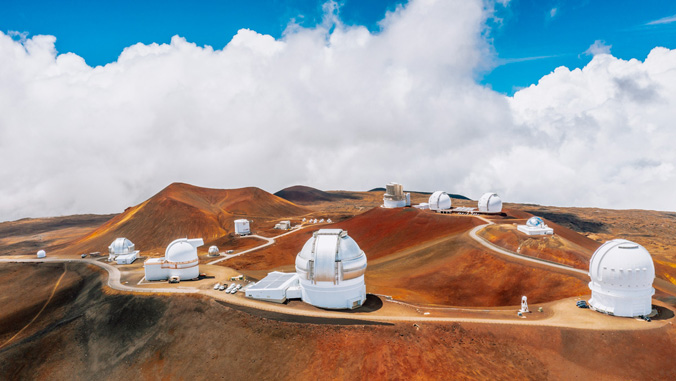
[144,238,204,282]
[517,217,554,236]
[246,229,368,309]
[587,239,655,317]
[108,237,139,264]
[383,183,410,208]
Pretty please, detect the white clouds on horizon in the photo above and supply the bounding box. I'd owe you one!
[585,39,612,56]
[1,0,676,221]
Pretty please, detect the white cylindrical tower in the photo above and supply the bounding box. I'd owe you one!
[295,229,367,309]
[428,191,452,211]
[588,239,655,317]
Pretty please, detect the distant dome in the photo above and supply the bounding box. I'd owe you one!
[295,229,367,309]
[166,238,201,263]
[37,250,46,258]
[526,216,545,228]
[478,192,502,213]
[428,191,451,211]
[109,238,135,255]
[208,245,219,256]
[588,239,655,317]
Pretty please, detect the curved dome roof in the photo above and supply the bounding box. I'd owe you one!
[589,239,655,290]
[208,245,219,255]
[296,229,367,283]
[428,191,451,211]
[37,250,46,256]
[109,237,135,255]
[165,238,204,263]
[526,216,545,228]
[478,192,502,213]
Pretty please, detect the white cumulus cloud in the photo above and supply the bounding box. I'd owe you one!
[1,0,676,221]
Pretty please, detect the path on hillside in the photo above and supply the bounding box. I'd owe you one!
[0,257,668,331]
[0,264,69,350]
[207,226,309,265]
[468,223,589,275]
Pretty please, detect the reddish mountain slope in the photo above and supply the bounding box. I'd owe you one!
[54,183,309,256]
[274,185,359,205]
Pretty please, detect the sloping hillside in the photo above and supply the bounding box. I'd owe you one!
[274,185,359,205]
[54,183,309,256]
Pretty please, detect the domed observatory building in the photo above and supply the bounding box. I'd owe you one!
[428,191,452,211]
[108,237,140,264]
[37,250,46,259]
[383,182,410,208]
[144,238,204,282]
[517,216,554,236]
[207,245,219,257]
[295,229,368,309]
[478,192,502,214]
[588,239,655,317]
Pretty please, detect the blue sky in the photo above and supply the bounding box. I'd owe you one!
[3,0,676,94]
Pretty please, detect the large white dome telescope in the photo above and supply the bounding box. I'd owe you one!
[428,191,451,211]
[478,192,502,213]
[588,239,655,317]
[295,229,367,309]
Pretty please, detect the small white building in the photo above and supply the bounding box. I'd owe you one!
[428,191,452,211]
[245,272,302,303]
[383,182,410,208]
[588,239,655,317]
[517,216,554,236]
[144,238,204,282]
[234,219,250,235]
[208,245,219,257]
[274,221,291,230]
[477,192,502,213]
[37,250,46,258]
[108,237,139,263]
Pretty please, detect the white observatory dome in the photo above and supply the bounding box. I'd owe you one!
[109,238,135,256]
[526,216,545,228]
[478,192,502,213]
[208,245,219,256]
[166,238,202,263]
[37,250,46,258]
[428,191,452,211]
[588,239,655,317]
[295,229,367,309]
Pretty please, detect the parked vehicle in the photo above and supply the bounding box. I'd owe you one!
[213,283,221,290]
[219,285,226,291]
[168,276,180,284]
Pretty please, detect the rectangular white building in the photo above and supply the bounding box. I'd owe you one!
[245,272,300,303]
[234,219,250,235]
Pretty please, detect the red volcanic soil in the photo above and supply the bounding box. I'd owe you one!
[274,185,359,205]
[2,263,676,380]
[477,221,599,270]
[224,207,483,270]
[225,207,590,306]
[53,183,310,257]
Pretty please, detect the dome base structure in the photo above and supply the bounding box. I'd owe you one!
[588,285,654,317]
[299,276,366,310]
